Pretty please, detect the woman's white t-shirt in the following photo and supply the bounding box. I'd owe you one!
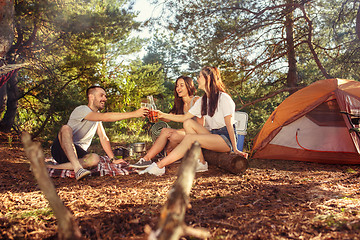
[188,92,235,130]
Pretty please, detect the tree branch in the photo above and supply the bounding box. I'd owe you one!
[237,86,303,110]
[21,132,82,240]
[148,142,211,240]
[300,3,333,79]
[356,4,360,40]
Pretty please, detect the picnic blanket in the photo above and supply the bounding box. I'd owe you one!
[47,156,136,178]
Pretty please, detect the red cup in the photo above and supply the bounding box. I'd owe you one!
[149,109,159,123]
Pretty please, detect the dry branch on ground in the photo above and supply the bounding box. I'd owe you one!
[148,142,210,240]
[21,132,82,240]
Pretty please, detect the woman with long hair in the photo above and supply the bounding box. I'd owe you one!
[130,76,200,168]
[140,66,248,176]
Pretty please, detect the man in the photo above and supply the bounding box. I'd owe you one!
[49,85,148,180]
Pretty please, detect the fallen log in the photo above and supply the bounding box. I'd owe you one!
[202,149,248,174]
[147,142,211,240]
[21,132,82,240]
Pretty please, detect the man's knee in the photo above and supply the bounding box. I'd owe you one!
[59,125,73,137]
[82,153,100,167]
[57,125,74,147]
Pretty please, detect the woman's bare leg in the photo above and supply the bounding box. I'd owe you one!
[165,129,186,153]
[156,133,230,168]
[182,119,211,163]
[183,119,210,134]
[143,128,177,161]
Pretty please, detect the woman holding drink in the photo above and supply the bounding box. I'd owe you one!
[139,66,248,176]
[131,76,201,168]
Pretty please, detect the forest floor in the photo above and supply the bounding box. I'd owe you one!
[1,133,360,239]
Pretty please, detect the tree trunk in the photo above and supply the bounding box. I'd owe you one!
[0,0,14,58]
[0,0,16,132]
[0,70,18,132]
[0,0,38,133]
[202,150,248,174]
[285,0,298,94]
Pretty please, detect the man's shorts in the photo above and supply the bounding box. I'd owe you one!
[51,135,88,164]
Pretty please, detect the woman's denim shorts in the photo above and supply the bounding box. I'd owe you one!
[210,124,237,151]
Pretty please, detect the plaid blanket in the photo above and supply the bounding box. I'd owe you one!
[47,156,136,178]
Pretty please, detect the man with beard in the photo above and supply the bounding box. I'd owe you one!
[49,85,148,180]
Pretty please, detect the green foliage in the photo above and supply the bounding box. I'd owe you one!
[11,0,148,140]
[102,60,166,139]
[235,79,289,147]
[143,32,201,79]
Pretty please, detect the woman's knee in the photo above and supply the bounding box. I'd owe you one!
[183,119,196,129]
[168,131,185,143]
[160,128,172,135]
[160,128,176,139]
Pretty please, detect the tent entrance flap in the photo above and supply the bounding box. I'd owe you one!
[270,115,356,153]
[306,99,346,127]
[295,128,355,154]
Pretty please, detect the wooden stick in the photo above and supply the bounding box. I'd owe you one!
[21,132,82,240]
[149,142,211,240]
[203,149,248,174]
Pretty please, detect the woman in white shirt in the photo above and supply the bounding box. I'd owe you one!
[140,66,248,176]
[131,76,200,168]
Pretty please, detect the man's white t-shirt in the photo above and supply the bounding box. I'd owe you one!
[67,105,100,151]
[188,92,235,130]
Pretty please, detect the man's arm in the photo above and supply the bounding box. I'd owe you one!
[85,108,148,122]
[97,122,115,159]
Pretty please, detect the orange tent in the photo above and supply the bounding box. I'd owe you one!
[252,79,360,164]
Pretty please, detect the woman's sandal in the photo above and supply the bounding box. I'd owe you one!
[75,168,91,180]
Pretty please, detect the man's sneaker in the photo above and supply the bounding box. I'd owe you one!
[138,162,165,176]
[75,168,91,180]
[130,158,152,168]
[195,159,208,173]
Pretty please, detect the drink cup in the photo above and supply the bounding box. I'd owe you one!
[149,109,159,123]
